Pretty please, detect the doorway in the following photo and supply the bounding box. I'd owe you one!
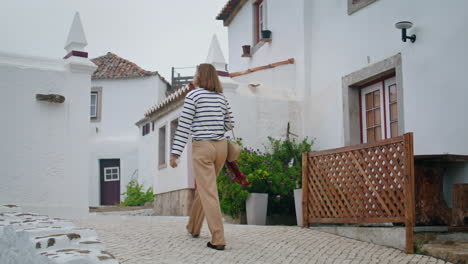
[100,159,121,205]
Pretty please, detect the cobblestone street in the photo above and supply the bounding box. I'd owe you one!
[73,215,449,264]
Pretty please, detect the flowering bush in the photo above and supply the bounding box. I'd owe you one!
[217,137,313,218]
[119,179,154,206]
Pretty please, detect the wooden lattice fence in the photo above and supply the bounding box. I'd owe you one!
[302,133,415,253]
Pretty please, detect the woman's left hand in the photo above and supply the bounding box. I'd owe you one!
[170,155,179,168]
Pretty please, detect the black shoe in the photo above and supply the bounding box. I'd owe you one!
[186,225,199,238]
[207,242,225,250]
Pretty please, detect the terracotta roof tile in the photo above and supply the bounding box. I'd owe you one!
[91,52,168,85]
[144,84,194,118]
[216,0,245,22]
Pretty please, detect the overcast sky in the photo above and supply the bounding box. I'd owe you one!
[1,0,228,81]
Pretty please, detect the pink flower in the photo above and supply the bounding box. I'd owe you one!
[280,182,285,185]
[276,195,281,199]
[267,181,273,184]
[231,177,236,181]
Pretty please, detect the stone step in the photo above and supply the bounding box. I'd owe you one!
[0,204,22,213]
[421,242,468,264]
[33,232,103,253]
[24,227,98,241]
[1,206,120,264]
[40,248,119,264]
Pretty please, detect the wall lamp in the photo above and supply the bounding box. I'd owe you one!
[395,21,416,43]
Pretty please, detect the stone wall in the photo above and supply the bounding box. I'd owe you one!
[0,205,118,264]
[153,189,194,216]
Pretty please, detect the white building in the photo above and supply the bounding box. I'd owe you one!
[88,52,169,206]
[217,0,468,212]
[0,13,96,218]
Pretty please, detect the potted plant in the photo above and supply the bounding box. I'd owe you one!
[245,168,270,225]
[265,137,312,227]
[242,45,251,57]
[217,137,313,226]
[261,30,272,39]
[294,181,303,227]
[246,193,268,225]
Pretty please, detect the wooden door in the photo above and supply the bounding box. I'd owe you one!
[100,159,121,205]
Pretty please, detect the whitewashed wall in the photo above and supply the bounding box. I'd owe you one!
[225,0,307,150]
[88,140,139,206]
[90,77,165,139]
[305,0,468,155]
[89,76,166,206]
[224,83,303,152]
[225,0,468,196]
[304,0,468,193]
[137,108,193,195]
[228,0,308,98]
[0,52,96,218]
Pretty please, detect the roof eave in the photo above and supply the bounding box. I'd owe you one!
[216,0,249,27]
[135,117,149,127]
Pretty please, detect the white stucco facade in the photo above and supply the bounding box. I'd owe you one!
[137,108,194,195]
[0,51,96,218]
[89,76,167,206]
[222,0,308,150]
[222,0,468,205]
[304,0,468,155]
[224,0,468,154]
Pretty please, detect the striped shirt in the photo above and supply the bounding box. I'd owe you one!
[171,87,235,156]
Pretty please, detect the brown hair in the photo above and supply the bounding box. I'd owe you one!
[193,63,223,93]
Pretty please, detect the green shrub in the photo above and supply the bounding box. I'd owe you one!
[217,137,313,218]
[119,179,154,206]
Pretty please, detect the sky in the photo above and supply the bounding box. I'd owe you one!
[0,0,229,81]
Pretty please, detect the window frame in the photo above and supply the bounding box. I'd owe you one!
[158,125,167,169]
[254,0,266,44]
[104,166,120,182]
[90,92,98,118]
[170,118,179,150]
[90,87,102,121]
[142,123,151,136]
[342,54,403,147]
[385,77,398,138]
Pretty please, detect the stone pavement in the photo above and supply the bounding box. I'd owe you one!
[73,215,450,264]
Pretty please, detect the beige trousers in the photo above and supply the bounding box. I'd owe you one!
[186,138,227,246]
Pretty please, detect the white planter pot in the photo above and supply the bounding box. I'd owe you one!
[294,188,303,226]
[246,193,268,225]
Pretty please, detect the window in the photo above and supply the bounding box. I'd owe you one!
[254,0,266,43]
[388,83,399,137]
[142,123,151,136]
[90,92,98,118]
[170,118,179,148]
[90,87,102,121]
[104,167,120,182]
[159,125,167,167]
[360,76,398,143]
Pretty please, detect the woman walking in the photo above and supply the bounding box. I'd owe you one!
[170,63,234,250]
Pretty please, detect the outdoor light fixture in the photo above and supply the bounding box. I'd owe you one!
[395,21,416,43]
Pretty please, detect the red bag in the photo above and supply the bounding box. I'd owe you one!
[225,161,250,186]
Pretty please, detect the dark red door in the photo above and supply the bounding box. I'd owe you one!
[100,159,121,205]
